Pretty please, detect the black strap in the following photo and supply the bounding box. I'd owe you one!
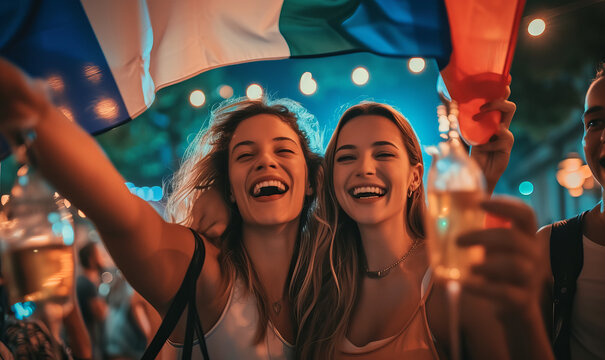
[550,211,586,360]
[141,228,210,360]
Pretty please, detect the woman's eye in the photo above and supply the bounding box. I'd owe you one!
[277,148,295,155]
[236,153,253,160]
[376,152,395,159]
[336,155,355,162]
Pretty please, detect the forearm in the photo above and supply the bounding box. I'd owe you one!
[31,105,141,238]
[500,304,554,360]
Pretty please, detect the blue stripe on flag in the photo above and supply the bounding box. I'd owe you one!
[341,0,451,69]
[0,0,129,158]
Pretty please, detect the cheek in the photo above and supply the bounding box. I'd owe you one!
[228,165,245,195]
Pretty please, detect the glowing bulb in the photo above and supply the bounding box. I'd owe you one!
[565,172,583,189]
[351,67,369,86]
[78,210,86,218]
[569,187,583,197]
[518,181,534,196]
[528,19,546,36]
[299,72,317,95]
[408,57,426,73]
[218,85,233,99]
[1,195,9,205]
[189,90,206,107]
[246,84,263,100]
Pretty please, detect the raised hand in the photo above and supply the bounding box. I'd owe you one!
[0,58,52,137]
[470,88,516,195]
[458,196,546,315]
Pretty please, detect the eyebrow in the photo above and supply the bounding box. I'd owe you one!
[335,141,399,153]
[273,136,298,145]
[231,137,298,153]
[583,106,604,119]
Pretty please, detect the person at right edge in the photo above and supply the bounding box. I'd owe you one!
[538,61,605,360]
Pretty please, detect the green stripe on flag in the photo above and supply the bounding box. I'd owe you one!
[279,0,362,57]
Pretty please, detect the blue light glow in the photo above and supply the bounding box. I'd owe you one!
[519,181,534,196]
[12,302,36,320]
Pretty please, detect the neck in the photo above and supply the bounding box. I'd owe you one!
[242,219,300,299]
[357,210,415,271]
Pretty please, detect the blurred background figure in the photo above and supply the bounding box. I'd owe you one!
[77,242,107,360]
[103,270,150,360]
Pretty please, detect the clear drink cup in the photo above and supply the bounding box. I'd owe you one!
[0,166,75,309]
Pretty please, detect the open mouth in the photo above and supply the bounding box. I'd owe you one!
[250,180,289,198]
[349,185,386,199]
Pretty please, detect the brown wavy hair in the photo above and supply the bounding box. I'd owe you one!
[165,97,325,343]
[296,102,426,359]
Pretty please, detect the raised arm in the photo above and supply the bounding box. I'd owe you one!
[470,88,516,195]
[0,58,210,313]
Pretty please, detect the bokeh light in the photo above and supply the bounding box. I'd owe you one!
[408,57,426,73]
[47,75,65,92]
[351,67,369,86]
[218,85,234,99]
[299,72,317,95]
[528,18,546,36]
[94,98,119,120]
[518,181,534,195]
[246,84,263,99]
[189,90,206,107]
[83,64,102,83]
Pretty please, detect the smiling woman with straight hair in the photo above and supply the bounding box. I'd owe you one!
[297,101,553,360]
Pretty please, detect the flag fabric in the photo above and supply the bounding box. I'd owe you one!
[0,0,524,154]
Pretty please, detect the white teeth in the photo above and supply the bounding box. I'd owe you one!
[253,180,287,196]
[352,186,385,196]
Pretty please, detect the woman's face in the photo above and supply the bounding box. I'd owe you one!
[583,77,605,188]
[228,114,311,226]
[332,115,422,225]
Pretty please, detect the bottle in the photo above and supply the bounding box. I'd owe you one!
[425,101,486,281]
[0,132,75,309]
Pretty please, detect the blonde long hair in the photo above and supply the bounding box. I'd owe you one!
[165,97,326,343]
[296,102,426,359]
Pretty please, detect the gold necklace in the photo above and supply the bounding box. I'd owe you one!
[365,240,418,279]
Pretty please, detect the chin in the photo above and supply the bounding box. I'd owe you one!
[251,214,298,226]
[346,212,385,226]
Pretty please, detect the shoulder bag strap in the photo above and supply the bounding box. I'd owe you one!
[141,228,208,359]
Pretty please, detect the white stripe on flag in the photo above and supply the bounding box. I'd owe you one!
[81,0,291,118]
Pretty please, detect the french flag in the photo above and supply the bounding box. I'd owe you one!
[0,0,524,156]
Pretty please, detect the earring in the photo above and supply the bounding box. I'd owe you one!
[407,188,414,198]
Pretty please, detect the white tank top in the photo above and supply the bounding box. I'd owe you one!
[570,235,605,360]
[164,278,293,359]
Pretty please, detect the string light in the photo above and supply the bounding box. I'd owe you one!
[299,72,317,95]
[352,67,369,86]
[408,57,426,73]
[246,84,263,99]
[189,90,206,107]
[528,18,546,36]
